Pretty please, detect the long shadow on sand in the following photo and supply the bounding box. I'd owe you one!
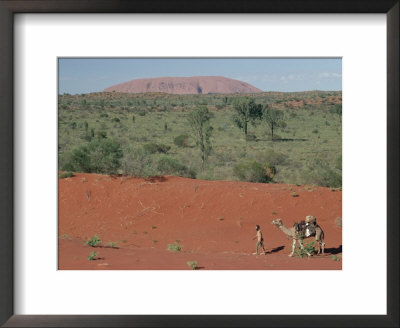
[145,176,168,183]
[107,175,168,183]
[266,245,285,254]
[324,245,342,255]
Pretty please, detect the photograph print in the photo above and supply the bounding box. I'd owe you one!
[58,58,342,270]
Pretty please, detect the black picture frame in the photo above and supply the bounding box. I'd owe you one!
[0,1,398,327]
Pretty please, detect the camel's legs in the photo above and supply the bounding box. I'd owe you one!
[315,239,325,255]
[315,239,320,254]
[299,239,311,257]
[289,239,296,257]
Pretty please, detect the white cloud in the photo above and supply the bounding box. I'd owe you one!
[317,72,342,79]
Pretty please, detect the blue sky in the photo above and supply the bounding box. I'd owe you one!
[59,58,341,94]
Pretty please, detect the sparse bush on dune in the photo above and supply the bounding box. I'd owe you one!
[157,156,196,179]
[187,261,198,270]
[121,147,155,178]
[85,235,102,247]
[303,160,342,188]
[167,242,182,252]
[88,251,98,261]
[59,171,73,179]
[233,161,275,183]
[62,138,123,174]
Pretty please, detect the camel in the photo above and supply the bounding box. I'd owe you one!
[271,218,325,257]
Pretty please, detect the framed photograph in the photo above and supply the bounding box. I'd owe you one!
[0,1,398,327]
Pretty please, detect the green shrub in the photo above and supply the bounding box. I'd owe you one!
[143,142,171,154]
[167,243,182,252]
[335,155,342,170]
[88,251,98,261]
[96,130,107,139]
[62,138,123,174]
[85,235,101,247]
[111,117,120,123]
[121,148,154,177]
[107,241,118,248]
[157,156,196,178]
[313,167,342,188]
[233,161,275,183]
[304,159,342,188]
[257,150,288,166]
[295,241,315,258]
[59,171,73,179]
[173,134,189,147]
[187,261,198,270]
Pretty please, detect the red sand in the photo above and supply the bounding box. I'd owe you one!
[58,173,342,270]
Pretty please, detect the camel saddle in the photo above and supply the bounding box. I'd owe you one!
[294,220,317,237]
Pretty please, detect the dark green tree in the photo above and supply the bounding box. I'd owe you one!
[232,97,263,138]
[62,138,123,174]
[334,104,342,122]
[187,106,213,169]
[263,105,285,141]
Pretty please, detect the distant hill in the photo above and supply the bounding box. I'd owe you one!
[103,76,263,95]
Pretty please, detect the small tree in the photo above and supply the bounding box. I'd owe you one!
[187,106,213,169]
[263,105,285,141]
[334,104,342,122]
[232,97,263,138]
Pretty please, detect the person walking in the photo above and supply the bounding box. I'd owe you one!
[253,225,266,255]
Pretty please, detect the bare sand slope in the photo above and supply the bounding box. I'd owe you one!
[59,173,342,270]
[103,76,262,94]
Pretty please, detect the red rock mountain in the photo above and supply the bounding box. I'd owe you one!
[103,76,262,94]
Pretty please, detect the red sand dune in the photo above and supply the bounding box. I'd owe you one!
[58,173,342,270]
[103,76,262,95]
